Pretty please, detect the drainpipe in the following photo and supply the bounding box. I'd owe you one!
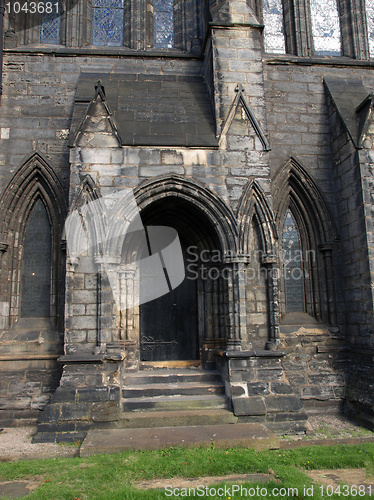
[0,0,4,96]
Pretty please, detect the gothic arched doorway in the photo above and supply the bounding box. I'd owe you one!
[137,196,223,362]
[139,236,198,361]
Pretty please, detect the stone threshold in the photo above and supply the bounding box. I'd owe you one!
[79,423,280,457]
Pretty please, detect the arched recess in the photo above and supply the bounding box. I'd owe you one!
[0,153,67,329]
[237,179,280,348]
[273,157,337,324]
[65,175,106,267]
[107,174,239,258]
[107,174,242,362]
[237,179,278,257]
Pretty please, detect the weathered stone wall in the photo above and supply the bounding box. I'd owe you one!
[1,0,374,431]
[215,350,308,434]
[327,91,372,341]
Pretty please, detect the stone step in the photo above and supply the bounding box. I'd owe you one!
[119,409,238,428]
[124,369,222,385]
[122,394,230,412]
[122,382,225,398]
[80,423,280,456]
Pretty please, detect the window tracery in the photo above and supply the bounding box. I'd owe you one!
[39,0,62,44]
[310,0,342,55]
[21,199,52,318]
[263,0,286,54]
[282,209,305,313]
[92,0,125,46]
[153,0,175,48]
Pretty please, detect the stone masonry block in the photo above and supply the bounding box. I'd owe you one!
[76,387,109,403]
[60,403,92,421]
[231,385,246,397]
[232,396,266,416]
[247,382,270,395]
[264,396,304,413]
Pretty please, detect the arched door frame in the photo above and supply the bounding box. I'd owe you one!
[105,174,242,359]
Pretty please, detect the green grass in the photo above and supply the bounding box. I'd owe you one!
[1,443,374,499]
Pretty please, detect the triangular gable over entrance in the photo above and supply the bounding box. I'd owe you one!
[69,81,123,148]
[219,84,270,151]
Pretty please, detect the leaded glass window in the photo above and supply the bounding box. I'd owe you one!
[282,210,305,313]
[310,0,341,55]
[21,200,52,318]
[154,0,174,48]
[366,0,374,58]
[93,0,125,46]
[263,0,286,54]
[40,0,62,44]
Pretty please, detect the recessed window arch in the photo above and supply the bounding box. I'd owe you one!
[153,0,175,48]
[282,209,305,313]
[0,154,67,329]
[274,159,338,325]
[92,0,126,46]
[263,0,286,54]
[310,0,342,55]
[21,198,52,318]
[39,0,62,44]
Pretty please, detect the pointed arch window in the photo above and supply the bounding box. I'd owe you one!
[263,0,286,54]
[310,0,341,55]
[282,209,305,312]
[154,0,174,48]
[39,0,62,44]
[0,154,67,329]
[21,199,52,317]
[92,0,125,46]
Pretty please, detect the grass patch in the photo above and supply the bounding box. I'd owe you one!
[0,444,374,498]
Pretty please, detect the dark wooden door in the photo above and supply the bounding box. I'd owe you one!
[140,261,198,361]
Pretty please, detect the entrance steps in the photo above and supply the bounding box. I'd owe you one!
[121,367,235,427]
[120,409,237,428]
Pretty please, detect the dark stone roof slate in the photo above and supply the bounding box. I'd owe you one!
[71,72,218,148]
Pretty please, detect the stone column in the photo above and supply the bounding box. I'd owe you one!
[202,271,215,368]
[119,267,137,341]
[320,244,337,326]
[223,259,243,351]
[283,0,314,56]
[339,0,369,60]
[262,254,280,350]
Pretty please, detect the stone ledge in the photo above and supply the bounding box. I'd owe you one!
[216,349,286,359]
[58,355,104,364]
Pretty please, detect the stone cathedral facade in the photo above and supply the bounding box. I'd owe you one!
[0,0,373,442]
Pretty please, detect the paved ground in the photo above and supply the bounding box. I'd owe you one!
[0,416,373,498]
[0,414,373,461]
[0,427,79,462]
